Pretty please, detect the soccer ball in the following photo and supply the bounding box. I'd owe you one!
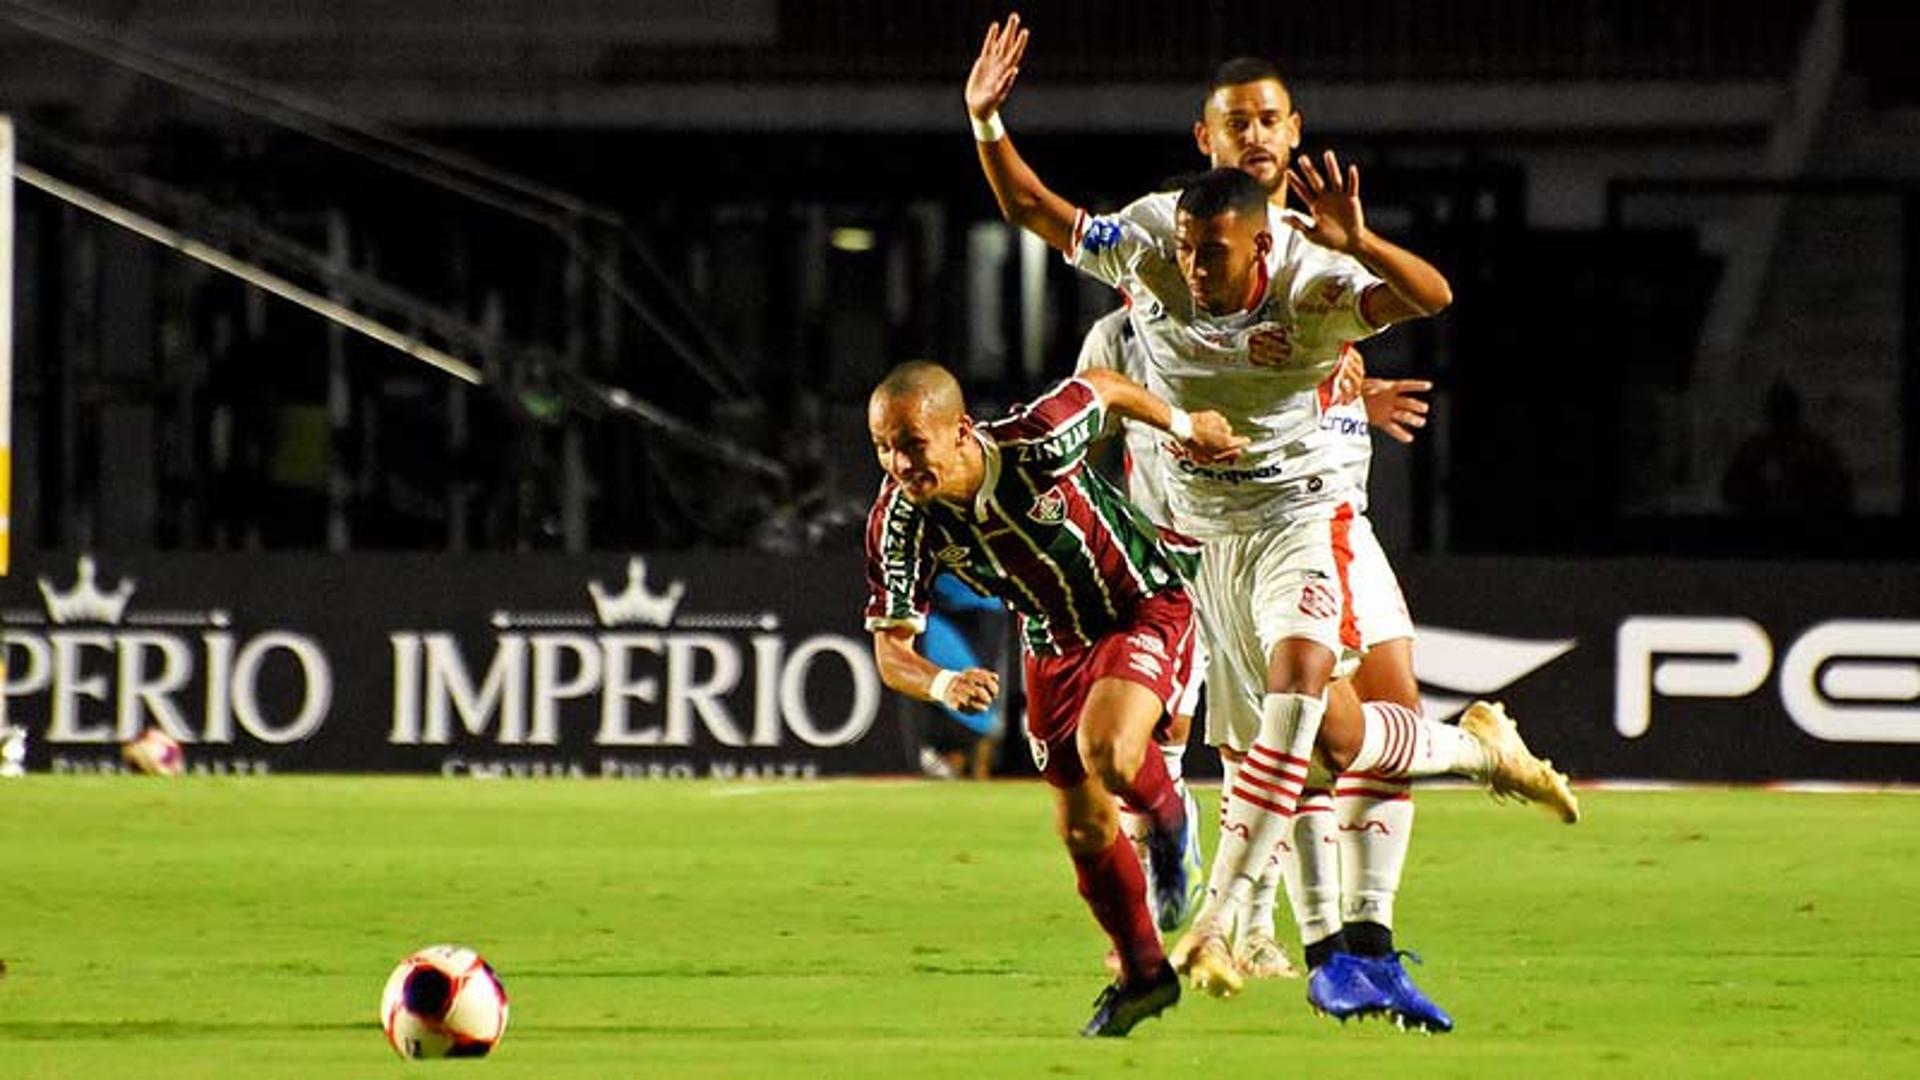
[121,728,184,777]
[379,945,510,1059]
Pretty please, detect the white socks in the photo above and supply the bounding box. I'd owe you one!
[1214,697,1430,948]
[1195,692,1325,936]
[1335,776,1415,929]
[1347,700,1492,780]
[1274,790,1340,946]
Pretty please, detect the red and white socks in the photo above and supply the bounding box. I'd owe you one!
[1193,691,1324,937]
[1274,789,1340,947]
[1336,773,1415,936]
[1347,699,1491,781]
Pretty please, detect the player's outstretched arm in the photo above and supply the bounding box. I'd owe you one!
[966,12,1078,254]
[873,626,1000,714]
[1286,150,1453,326]
[1078,368,1248,464]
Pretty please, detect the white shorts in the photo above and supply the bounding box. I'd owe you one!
[1199,507,1412,752]
[1347,513,1415,650]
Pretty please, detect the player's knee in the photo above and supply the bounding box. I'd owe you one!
[1318,741,1357,773]
[1266,640,1335,695]
[1079,732,1145,792]
[1060,816,1113,856]
[1266,669,1329,696]
[1161,710,1193,745]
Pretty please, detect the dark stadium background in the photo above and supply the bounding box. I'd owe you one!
[2,0,1915,781]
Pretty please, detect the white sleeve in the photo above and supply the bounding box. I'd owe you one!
[1290,245,1388,346]
[1074,308,1130,374]
[1114,191,1178,236]
[1074,309,1135,439]
[1065,209,1157,289]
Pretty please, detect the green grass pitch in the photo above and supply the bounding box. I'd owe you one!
[2,776,1915,1078]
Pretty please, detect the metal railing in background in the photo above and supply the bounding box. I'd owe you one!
[0,0,789,555]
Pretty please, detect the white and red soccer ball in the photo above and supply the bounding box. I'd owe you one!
[380,945,510,1059]
[121,728,184,777]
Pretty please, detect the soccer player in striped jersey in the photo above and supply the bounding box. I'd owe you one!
[1076,309,1210,961]
[863,359,1247,1036]
[965,12,1580,1028]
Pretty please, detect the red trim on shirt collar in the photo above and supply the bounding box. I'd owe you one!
[1240,258,1271,313]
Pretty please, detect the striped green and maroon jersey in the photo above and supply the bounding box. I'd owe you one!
[863,377,1201,656]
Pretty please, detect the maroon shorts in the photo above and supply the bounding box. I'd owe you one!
[1022,589,1198,788]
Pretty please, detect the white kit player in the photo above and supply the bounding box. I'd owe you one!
[1080,314,1430,992]
[1163,51,1565,1031]
[1205,340,1448,1018]
[1168,51,1450,1026]
[964,13,1581,1030]
[1083,303,1437,997]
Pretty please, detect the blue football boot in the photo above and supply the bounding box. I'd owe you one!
[1176,782,1206,922]
[1306,952,1394,1021]
[1357,951,1454,1033]
[1143,795,1198,931]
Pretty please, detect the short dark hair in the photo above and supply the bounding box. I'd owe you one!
[1207,57,1290,101]
[1175,168,1270,221]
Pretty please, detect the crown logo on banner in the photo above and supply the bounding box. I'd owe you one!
[38,556,137,625]
[588,557,685,627]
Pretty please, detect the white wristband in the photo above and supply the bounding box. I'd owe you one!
[928,669,959,705]
[1166,407,1194,441]
[970,110,1006,143]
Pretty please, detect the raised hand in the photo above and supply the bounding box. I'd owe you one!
[966,13,1030,121]
[1361,378,1433,444]
[1284,149,1367,254]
